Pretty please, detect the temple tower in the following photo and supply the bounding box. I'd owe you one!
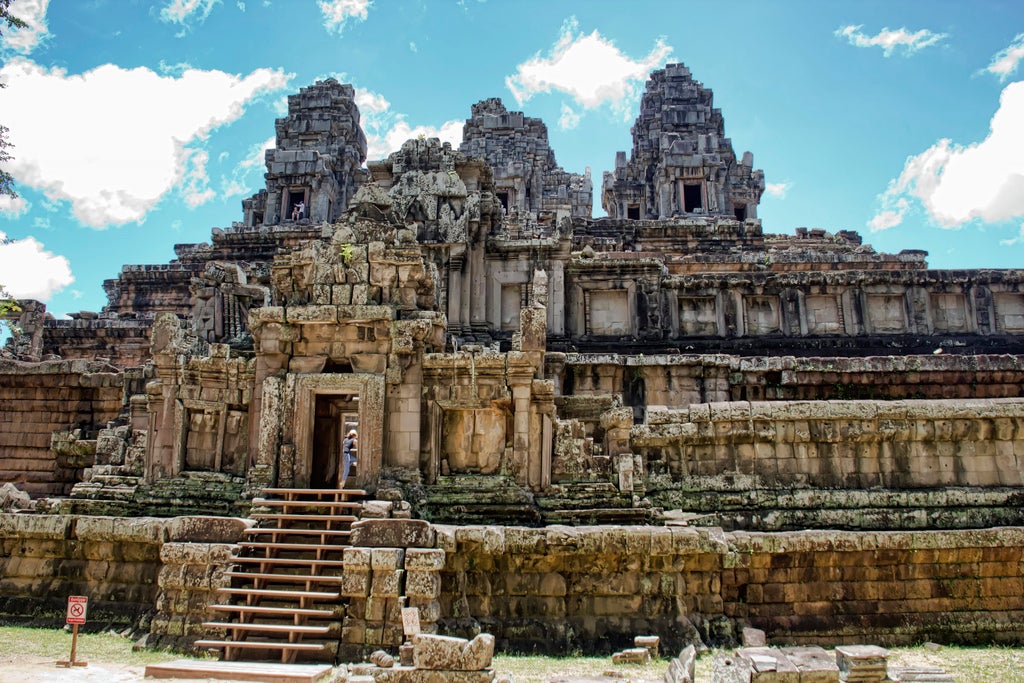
[602,63,765,220]
[460,98,592,222]
[249,78,368,227]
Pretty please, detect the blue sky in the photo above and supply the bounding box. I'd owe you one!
[1,0,1023,319]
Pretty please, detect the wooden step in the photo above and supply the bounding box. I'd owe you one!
[259,488,367,499]
[231,556,345,569]
[245,527,353,538]
[194,639,326,652]
[202,622,331,636]
[209,604,335,619]
[252,498,363,510]
[225,571,344,584]
[217,587,340,601]
[250,513,359,523]
[145,659,333,683]
[238,541,348,553]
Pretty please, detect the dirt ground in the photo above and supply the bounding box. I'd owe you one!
[0,654,239,683]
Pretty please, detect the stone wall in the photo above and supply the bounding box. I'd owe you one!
[2,516,1022,655]
[0,514,166,629]
[0,513,247,641]
[147,516,249,651]
[0,359,125,496]
[635,398,1024,490]
[435,525,1024,654]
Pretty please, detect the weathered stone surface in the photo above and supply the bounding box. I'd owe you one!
[413,633,495,671]
[780,647,839,682]
[165,516,250,543]
[736,647,799,683]
[350,519,435,548]
[4,62,1024,664]
[611,648,650,665]
[712,652,754,683]
[0,482,31,511]
[742,628,767,647]
[665,644,697,683]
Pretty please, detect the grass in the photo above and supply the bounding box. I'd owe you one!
[0,625,182,667]
[1,627,1023,682]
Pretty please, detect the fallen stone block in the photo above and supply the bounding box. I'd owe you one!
[413,633,495,671]
[611,647,650,664]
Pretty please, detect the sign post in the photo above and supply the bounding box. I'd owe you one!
[56,595,88,668]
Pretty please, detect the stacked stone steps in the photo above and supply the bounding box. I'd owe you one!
[537,481,648,525]
[420,475,542,526]
[197,487,366,664]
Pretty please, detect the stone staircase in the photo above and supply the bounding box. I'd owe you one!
[418,475,649,526]
[537,481,650,525]
[419,475,543,526]
[195,487,366,664]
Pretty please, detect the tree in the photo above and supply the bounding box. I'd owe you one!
[0,0,27,199]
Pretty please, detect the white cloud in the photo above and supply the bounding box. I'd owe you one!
[835,24,947,57]
[870,81,1024,232]
[558,103,580,130]
[237,1,246,10]
[999,224,1024,246]
[158,60,194,76]
[160,0,222,28]
[505,16,672,120]
[0,231,73,300]
[355,87,463,161]
[984,33,1024,81]
[764,182,791,199]
[0,58,291,228]
[182,149,215,207]
[409,41,417,52]
[1,0,50,54]
[222,135,275,197]
[366,120,463,162]
[319,0,370,35]
[0,195,29,218]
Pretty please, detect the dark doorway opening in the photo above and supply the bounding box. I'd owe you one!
[312,394,359,488]
[288,189,306,220]
[734,205,747,221]
[627,204,640,220]
[683,184,703,213]
[496,191,509,212]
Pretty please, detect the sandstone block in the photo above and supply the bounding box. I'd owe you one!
[371,547,406,570]
[344,547,372,568]
[405,548,447,571]
[371,569,404,596]
[340,570,370,597]
[780,646,839,682]
[165,516,250,543]
[413,633,495,671]
[351,519,435,548]
[612,648,650,664]
[742,627,767,647]
[405,570,442,598]
[712,651,754,683]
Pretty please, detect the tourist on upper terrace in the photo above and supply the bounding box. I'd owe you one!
[340,429,357,488]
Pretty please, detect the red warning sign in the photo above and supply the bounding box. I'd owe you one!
[66,596,88,625]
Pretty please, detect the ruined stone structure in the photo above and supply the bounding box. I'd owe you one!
[2,64,1024,657]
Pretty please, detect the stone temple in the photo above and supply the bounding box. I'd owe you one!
[2,64,1024,664]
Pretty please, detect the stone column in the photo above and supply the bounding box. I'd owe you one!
[511,382,531,485]
[448,252,464,333]
[470,242,487,331]
[550,260,565,335]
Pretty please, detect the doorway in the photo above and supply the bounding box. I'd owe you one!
[311,393,359,488]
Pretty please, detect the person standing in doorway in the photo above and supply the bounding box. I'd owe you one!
[341,429,357,488]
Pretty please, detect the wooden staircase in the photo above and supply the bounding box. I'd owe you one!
[196,487,366,664]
